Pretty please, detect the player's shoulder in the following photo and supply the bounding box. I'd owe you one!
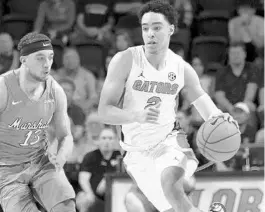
[112,48,133,64]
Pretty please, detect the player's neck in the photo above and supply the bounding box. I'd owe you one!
[143,46,168,71]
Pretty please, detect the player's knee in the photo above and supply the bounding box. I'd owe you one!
[51,199,76,212]
[183,176,196,195]
[125,191,146,212]
[161,166,185,193]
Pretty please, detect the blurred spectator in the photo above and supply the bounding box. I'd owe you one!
[255,128,264,143]
[34,0,76,42]
[0,33,19,74]
[232,102,256,144]
[228,0,264,61]
[85,110,105,141]
[71,0,115,45]
[58,78,86,126]
[110,30,134,55]
[171,0,193,28]
[215,42,259,114]
[53,47,98,114]
[191,56,215,97]
[76,125,121,212]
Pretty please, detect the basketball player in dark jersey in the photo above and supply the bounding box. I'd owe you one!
[0,32,76,212]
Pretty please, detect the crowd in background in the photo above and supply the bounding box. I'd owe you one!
[0,0,264,211]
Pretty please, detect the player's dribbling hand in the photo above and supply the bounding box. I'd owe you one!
[213,112,239,129]
[135,103,161,124]
[48,152,67,172]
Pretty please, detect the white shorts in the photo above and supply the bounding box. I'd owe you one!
[123,131,198,212]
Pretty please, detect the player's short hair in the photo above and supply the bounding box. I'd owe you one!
[17,32,51,51]
[58,78,76,91]
[138,0,177,27]
[229,42,246,52]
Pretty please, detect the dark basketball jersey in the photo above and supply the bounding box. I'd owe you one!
[0,71,56,165]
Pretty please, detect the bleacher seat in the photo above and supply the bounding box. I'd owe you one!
[78,0,112,27]
[73,40,107,78]
[7,0,40,19]
[198,0,236,14]
[196,10,229,37]
[1,14,33,42]
[191,36,228,66]
[115,14,140,29]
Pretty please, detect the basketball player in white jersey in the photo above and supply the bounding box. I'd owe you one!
[98,1,237,212]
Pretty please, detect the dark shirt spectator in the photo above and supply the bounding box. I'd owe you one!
[58,78,86,126]
[76,126,121,212]
[215,43,259,113]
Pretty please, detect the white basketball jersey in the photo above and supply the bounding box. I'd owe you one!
[121,46,185,150]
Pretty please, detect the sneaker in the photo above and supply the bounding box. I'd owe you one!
[209,202,226,212]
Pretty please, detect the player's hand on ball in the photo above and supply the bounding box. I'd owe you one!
[48,152,66,172]
[135,103,160,124]
[212,113,239,129]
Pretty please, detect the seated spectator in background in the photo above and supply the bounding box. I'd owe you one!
[58,78,86,126]
[109,30,134,55]
[71,0,115,45]
[232,102,257,144]
[0,33,19,74]
[192,56,215,97]
[215,42,259,114]
[85,110,105,141]
[76,125,121,212]
[229,0,264,61]
[34,0,76,42]
[53,47,98,114]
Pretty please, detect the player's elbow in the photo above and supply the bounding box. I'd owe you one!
[98,102,110,122]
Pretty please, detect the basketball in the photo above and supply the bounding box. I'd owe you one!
[196,117,241,162]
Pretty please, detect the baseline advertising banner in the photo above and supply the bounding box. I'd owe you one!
[106,172,264,212]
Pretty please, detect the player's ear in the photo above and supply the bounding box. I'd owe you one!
[20,56,26,64]
[169,25,174,36]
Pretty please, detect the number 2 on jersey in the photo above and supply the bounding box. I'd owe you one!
[20,130,42,146]
[144,96,162,109]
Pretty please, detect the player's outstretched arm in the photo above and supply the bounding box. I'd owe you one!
[98,50,136,125]
[183,62,222,121]
[52,81,74,159]
[0,77,8,114]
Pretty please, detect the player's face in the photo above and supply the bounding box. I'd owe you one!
[24,50,54,82]
[229,46,246,65]
[141,12,174,54]
[98,129,116,152]
[176,111,190,129]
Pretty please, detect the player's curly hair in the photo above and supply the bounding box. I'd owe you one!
[138,0,177,27]
[17,32,51,51]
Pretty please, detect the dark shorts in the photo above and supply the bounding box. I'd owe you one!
[0,155,75,212]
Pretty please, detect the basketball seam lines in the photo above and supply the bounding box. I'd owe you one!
[197,136,240,153]
[205,120,226,143]
[197,138,217,161]
[209,132,240,144]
